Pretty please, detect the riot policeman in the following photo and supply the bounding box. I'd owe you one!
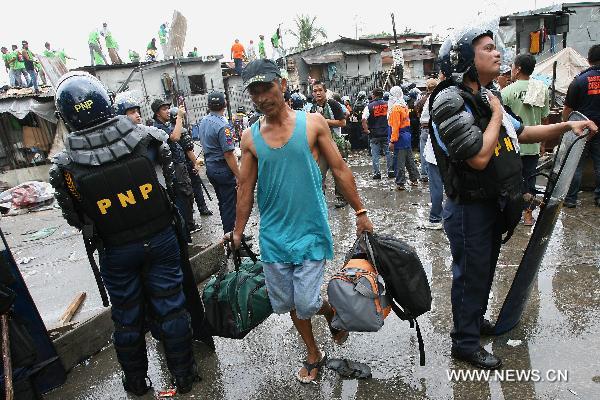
[50,72,200,395]
[196,91,240,233]
[167,107,213,217]
[430,28,597,369]
[152,98,199,241]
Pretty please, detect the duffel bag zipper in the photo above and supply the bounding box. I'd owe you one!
[247,281,266,324]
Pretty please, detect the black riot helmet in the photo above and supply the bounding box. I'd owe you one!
[55,71,115,132]
[438,28,494,83]
[115,95,140,116]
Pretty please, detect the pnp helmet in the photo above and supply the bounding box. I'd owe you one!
[290,93,305,110]
[438,28,494,83]
[236,106,246,113]
[383,91,390,101]
[114,91,141,116]
[357,90,366,100]
[55,71,114,131]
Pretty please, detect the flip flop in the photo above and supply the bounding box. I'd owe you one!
[296,352,327,384]
[326,358,372,379]
[329,326,349,345]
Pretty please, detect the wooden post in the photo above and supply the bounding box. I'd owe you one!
[1,314,13,400]
[58,292,86,326]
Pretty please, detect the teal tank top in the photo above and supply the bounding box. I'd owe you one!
[251,111,333,264]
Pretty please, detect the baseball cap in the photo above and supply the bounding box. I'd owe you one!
[151,98,171,115]
[242,59,282,90]
[208,91,226,107]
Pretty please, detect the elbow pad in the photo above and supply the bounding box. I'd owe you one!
[179,129,194,152]
[158,143,175,190]
[48,165,83,229]
[432,88,483,161]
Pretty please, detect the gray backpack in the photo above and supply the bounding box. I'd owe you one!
[327,238,391,332]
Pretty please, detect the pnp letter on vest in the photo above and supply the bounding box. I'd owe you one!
[97,183,153,215]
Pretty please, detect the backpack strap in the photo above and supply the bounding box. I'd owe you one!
[389,300,426,366]
[413,318,426,367]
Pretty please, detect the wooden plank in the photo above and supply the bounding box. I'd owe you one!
[58,292,86,326]
[53,307,113,372]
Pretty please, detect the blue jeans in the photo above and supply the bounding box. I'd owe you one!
[565,135,600,204]
[393,147,420,185]
[234,58,243,75]
[25,69,38,91]
[427,162,443,223]
[443,198,503,354]
[419,128,429,177]
[370,137,392,175]
[99,227,194,378]
[206,161,237,233]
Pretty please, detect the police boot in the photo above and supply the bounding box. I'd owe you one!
[452,346,502,370]
[174,362,201,394]
[122,375,152,396]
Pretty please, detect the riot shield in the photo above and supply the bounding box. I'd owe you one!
[0,227,67,394]
[494,111,591,334]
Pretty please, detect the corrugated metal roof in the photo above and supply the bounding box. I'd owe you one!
[302,53,344,65]
[402,49,436,62]
[0,86,54,101]
[343,49,377,56]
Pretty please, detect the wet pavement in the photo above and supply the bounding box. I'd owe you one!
[4,151,600,399]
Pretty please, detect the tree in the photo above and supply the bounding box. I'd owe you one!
[287,15,327,51]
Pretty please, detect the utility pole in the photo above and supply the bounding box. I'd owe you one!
[391,13,399,48]
[390,13,403,82]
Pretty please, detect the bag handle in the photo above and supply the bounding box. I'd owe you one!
[229,238,258,271]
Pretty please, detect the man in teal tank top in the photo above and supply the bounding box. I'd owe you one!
[226,59,373,384]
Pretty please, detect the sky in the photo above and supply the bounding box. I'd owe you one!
[1,0,559,85]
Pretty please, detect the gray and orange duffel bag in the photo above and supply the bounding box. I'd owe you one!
[327,236,391,332]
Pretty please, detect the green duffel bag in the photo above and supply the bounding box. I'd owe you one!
[202,241,273,339]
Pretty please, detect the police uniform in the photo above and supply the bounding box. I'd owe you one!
[153,116,197,237]
[197,111,237,233]
[50,73,198,395]
[564,65,600,207]
[430,29,525,368]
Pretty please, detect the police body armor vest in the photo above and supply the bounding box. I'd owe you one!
[55,116,173,246]
[430,82,523,202]
[367,99,390,139]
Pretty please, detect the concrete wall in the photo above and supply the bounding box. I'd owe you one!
[92,60,224,124]
[0,164,51,186]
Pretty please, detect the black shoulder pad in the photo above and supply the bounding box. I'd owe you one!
[431,87,464,126]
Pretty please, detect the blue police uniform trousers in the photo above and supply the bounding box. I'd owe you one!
[443,198,503,354]
[99,226,194,379]
[186,160,209,212]
[206,160,236,233]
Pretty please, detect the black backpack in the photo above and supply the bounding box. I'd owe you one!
[365,232,432,365]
